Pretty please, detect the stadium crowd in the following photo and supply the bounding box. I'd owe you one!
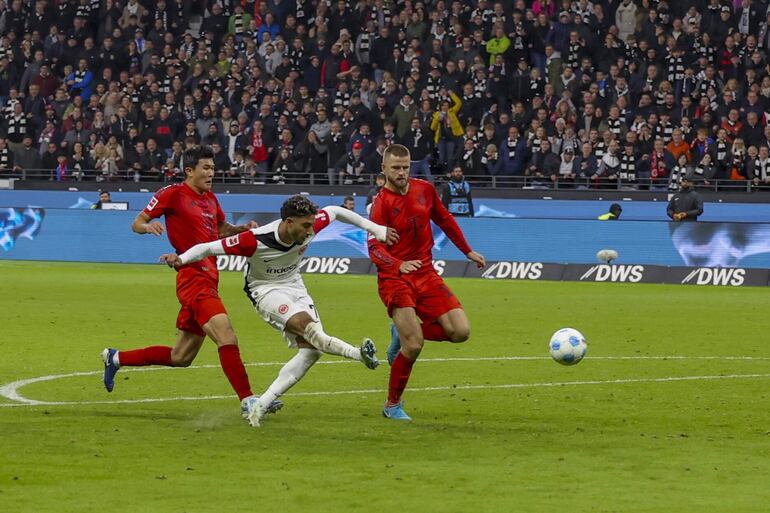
[1,0,770,190]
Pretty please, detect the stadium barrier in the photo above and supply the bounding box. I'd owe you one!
[4,169,760,192]
[1,208,768,286]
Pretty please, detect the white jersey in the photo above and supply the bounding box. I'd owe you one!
[177,205,388,303]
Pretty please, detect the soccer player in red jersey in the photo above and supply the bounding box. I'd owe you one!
[100,146,274,423]
[368,144,486,420]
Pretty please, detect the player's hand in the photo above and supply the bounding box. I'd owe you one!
[384,227,399,245]
[399,260,422,274]
[159,253,181,269]
[466,251,486,269]
[245,220,259,230]
[145,222,164,236]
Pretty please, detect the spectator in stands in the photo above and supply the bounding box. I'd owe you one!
[430,90,463,171]
[649,139,676,189]
[336,140,366,185]
[13,135,41,178]
[402,117,433,182]
[667,129,691,163]
[553,146,577,187]
[527,139,559,184]
[499,126,527,175]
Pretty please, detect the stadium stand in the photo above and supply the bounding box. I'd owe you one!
[1,0,769,192]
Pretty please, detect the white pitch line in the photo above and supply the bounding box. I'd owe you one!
[1,372,769,409]
[1,355,769,407]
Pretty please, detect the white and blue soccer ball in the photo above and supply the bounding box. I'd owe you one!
[549,328,587,366]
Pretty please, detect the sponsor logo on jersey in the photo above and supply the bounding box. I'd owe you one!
[278,304,289,314]
[146,197,158,211]
[482,262,544,280]
[579,264,644,283]
[298,257,351,274]
[681,267,746,286]
[266,264,298,274]
[225,235,240,247]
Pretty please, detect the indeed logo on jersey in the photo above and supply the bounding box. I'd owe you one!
[298,257,351,274]
[681,267,746,286]
[579,264,644,283]
[481,262,543,280]
[266,263,298,275]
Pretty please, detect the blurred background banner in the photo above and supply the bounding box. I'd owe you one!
[4,209,770,270]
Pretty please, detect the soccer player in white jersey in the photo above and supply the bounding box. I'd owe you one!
[160,195,399,426]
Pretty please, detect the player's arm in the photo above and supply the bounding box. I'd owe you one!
[135,187,173,235]
[366,197,408,273]
[160,230,258,269]
[218,220,258,237]
[132,211,164,235]
[428,185,486,269]
[320,206,398,244]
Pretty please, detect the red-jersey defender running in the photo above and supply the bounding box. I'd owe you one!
[100,146,275,423]
[368,144,486,421]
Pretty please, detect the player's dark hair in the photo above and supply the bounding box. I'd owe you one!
[281,195,318,220]
[383,144,410,160]
[184,145,214,172]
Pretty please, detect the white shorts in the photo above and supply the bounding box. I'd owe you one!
[254,283,322,347]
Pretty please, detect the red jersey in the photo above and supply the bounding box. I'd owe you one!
[143,182,225,284]
[368,178,472,276]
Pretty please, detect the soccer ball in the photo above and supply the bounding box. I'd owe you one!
[549,328,587,366]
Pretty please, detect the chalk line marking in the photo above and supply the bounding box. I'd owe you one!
[1,355,769,408]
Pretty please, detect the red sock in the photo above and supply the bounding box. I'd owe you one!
[119,346,172,366]
[387,352,415,405]
[421,321,449,341]
[217,344,253,400]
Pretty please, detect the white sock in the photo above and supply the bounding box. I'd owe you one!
[303,322,361,361]
[113,351,121,367]
[258,348,321,408]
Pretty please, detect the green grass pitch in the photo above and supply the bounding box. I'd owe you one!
[1,260,769,512]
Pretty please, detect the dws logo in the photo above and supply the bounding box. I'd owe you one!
[482,262,543,280]
[298,257,351,274]
[580,265,644,282]
[681,268,745,286]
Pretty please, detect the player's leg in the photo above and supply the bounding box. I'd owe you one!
[285,311,379,368]
[249,341,322,426]
[384,306,423,420]
[100,305,204,392]
[415,273,466,343]
[201,309,255,402]
[434,308,471,343]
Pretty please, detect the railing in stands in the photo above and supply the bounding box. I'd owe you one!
[2,168,759,192]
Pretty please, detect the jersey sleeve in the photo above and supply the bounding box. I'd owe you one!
[313,209,333,233]
[367,193,403,274]
[142,185,175,220]
[221,229,258,257]
[428,182,473,255]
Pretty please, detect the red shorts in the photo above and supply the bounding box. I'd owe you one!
[377,270,461,323]
[175,271,227,337]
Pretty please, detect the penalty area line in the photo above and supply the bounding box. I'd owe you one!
[1,373,770,408]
